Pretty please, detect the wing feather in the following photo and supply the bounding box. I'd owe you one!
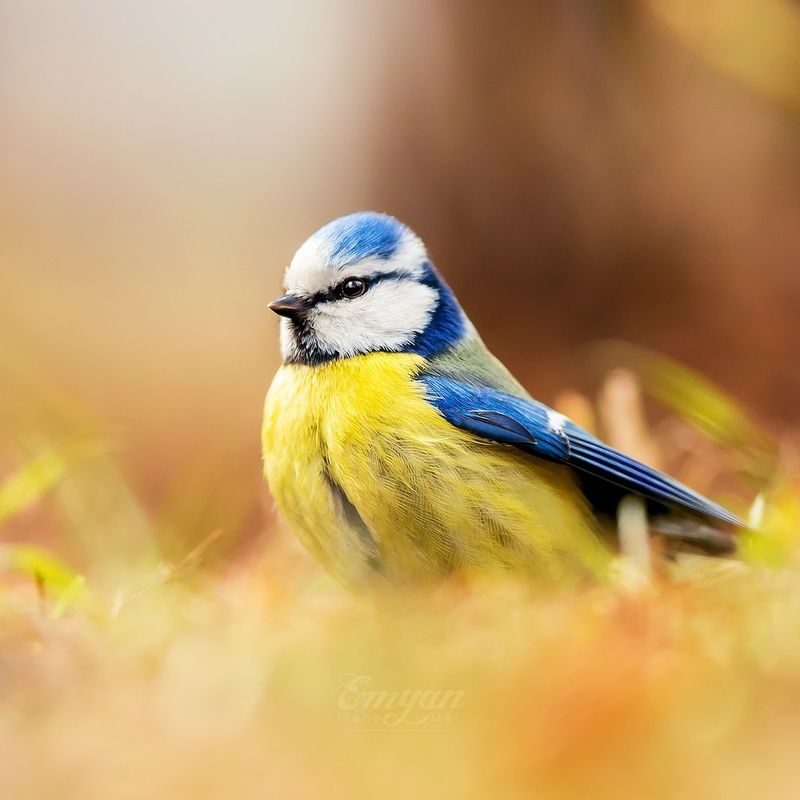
[419,374,742,527]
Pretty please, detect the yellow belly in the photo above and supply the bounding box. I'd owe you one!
[262,352,608,588]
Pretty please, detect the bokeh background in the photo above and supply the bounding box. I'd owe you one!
[3,1,799,556]
[4,4,800,800]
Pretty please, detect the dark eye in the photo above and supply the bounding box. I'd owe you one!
[339,277,367,299]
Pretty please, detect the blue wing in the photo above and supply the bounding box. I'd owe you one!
[419,375,743,527]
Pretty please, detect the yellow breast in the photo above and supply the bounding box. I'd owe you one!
[262,352,608,587]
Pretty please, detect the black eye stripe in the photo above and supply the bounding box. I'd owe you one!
[311,269,407,305]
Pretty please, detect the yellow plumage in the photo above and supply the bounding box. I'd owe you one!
[262,352,609,588]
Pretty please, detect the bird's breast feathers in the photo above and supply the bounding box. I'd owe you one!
[262,352,605,587]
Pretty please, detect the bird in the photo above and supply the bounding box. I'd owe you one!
[262,212,742,588]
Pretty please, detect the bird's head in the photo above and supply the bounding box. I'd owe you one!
[270,212,466,365]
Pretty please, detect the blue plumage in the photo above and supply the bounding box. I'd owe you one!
[408,263,467,357]
[318,212,404,267]
[420,375,743,527]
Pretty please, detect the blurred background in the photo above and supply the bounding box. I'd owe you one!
[5,5,800,799]
[2,0,799,562]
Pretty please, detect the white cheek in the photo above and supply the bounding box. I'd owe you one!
[311,281,437,357]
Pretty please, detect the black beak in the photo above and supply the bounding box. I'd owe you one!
[268,293,309,319]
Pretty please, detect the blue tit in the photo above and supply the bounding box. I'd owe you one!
[262,212,742,588]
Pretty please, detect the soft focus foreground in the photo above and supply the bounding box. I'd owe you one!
[2,348,800,800]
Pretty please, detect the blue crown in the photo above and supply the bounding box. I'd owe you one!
[313,212,406,268]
